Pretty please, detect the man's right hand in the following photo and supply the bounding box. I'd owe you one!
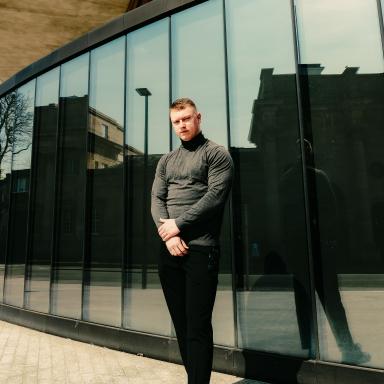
[165,236,189,257]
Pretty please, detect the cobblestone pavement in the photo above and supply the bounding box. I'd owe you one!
[0,320,266,384]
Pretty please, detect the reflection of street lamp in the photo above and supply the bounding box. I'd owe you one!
[136,88,151,289]
[135,88,152,155]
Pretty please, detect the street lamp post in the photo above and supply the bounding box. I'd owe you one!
[135,88,151,289]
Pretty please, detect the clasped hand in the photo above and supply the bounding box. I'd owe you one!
[158,218,180,241]
[165,236,189,256]
[159,218,188,256]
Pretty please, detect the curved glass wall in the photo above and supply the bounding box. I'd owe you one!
[1,0,384,374]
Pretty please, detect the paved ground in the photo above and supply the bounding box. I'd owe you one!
[0,320,266,384]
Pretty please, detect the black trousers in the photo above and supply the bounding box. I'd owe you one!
[158,244,219,384]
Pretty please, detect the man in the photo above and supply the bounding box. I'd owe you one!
[151,98,233,384]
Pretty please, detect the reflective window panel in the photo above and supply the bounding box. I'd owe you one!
[124,19,172,335]
[171,0,234,347]
[84,37,125,327]
[226,0,312,356]
[295,0,384,367]
[25,68,59,312]
[4,81,35,307]
[171,0,227,148]
[51,53,89,319]
[51,269,82,318]
[0,93,17,302]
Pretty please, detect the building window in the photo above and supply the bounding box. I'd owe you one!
[15,177,27,193]
[102,123,109,139]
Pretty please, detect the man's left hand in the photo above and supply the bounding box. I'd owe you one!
[158,218,180,241]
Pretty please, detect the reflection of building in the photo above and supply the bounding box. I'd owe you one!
[249,66,384,272]
[88,106,124,169]
[249,67,299,147]
[88,106,142,169]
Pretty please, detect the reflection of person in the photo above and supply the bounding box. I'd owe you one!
[280,139,370,364]
[151,98,233,384]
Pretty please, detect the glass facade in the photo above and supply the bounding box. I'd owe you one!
[1,0,384,377]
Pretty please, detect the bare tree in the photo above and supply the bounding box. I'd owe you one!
[0,91,33,179]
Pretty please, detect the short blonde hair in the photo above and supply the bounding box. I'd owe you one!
[170,98,197,111]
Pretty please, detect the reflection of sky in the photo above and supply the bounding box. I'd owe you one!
[296,0,384,74]
[226,0,296,148]
[171,0,227,148]
[0,151,12,179]
[60,53,89,98]
[12,79,35,171]
[36,67,59,106]
[126,19,169,155]
[90,37,125,126]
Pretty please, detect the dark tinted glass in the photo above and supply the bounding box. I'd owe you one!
[296,0,384,367]
[51,53,89,319]
[124,19,172,335]
[226,0,312,356]
[5,81,35,307]
[84,37,125,326]
[25,68,59,312]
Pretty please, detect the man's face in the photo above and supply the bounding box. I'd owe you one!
[170,105,201,142]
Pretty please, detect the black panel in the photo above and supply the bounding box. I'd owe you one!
[87,15,125,47]
[14,65,36,87]
[57,34,89,63]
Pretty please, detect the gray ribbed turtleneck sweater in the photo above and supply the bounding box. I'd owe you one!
[151,132,233,246]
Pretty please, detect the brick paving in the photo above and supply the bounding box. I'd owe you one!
[0,320,266,384]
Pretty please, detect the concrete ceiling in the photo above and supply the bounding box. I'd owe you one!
[0,0,151,84]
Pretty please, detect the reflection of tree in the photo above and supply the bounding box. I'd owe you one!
[0,92,33,178]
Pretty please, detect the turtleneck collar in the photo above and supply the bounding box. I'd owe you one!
[180,131,207,151]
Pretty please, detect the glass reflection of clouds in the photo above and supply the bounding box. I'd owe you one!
[36,67,59,106]
[60,53,89,98]
[126,19,169,155]
[296,0,384,74]
[90,37,125,126]
[171,0,227,148]
[226,0,296,148]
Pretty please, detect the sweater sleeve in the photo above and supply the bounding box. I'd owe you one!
[175,146,233,230]
[151,155,169,228]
